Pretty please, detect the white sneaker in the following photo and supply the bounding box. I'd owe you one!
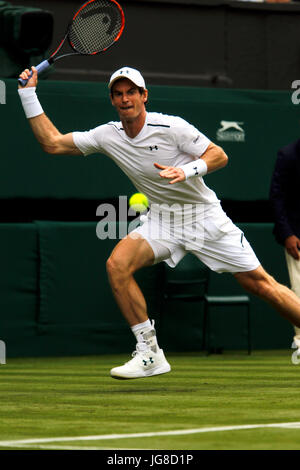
[110,344,171,380]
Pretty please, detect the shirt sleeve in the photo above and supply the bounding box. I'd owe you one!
[72,125,106,156]
[172,117,211,157]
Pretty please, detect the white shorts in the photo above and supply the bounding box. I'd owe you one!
[130,204,260,274]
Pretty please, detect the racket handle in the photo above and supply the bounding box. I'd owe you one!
[18,60,51,86]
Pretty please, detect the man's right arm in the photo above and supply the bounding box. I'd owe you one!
[27,113,82,155]
[18,67,82,156]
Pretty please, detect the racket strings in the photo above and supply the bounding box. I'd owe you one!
[69,0,123,54]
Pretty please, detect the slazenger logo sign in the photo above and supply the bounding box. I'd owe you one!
[216,120,245,142]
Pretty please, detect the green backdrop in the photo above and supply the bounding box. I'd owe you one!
[0,221,292,358]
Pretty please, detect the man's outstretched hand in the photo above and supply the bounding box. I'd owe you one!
[154,162,185,184]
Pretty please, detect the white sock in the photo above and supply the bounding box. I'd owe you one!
[131,319,159,353]
[131,319,151,337]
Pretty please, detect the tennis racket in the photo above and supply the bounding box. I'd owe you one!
[18,0,125,86]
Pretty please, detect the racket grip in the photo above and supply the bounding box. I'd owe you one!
[18,60,51,86]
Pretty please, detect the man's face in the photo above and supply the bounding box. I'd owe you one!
[110,78,148,122]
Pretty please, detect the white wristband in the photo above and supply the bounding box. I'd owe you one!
[18,87,44,119]
[179,159,208,180]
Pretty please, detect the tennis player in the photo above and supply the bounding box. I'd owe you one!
[18,66,300,379]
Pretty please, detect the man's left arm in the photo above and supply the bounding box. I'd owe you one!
[154,143,228,184]
[198,142,228,172]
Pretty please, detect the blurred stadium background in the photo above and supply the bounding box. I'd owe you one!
[0,0,300,367]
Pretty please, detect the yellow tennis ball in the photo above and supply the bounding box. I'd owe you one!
[129,193,149,213]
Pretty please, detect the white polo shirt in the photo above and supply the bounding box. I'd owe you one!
[73,112,220,207]
[73,112,260,272]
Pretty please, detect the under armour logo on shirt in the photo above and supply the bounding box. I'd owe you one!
[149,145,158,151]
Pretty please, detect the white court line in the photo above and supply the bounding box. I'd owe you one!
[1,422,300,448]
[0,444,143,450]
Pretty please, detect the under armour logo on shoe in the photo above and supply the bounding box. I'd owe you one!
[143,357,154,366]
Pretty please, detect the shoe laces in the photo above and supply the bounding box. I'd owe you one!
[128,320,156,363]
[134,342,150,355]
[126,343,150,362]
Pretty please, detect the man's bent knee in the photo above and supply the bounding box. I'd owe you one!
[106,255,125,279]
[106,235,155,281]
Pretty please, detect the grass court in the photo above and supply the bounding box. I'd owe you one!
[0,350,300,450]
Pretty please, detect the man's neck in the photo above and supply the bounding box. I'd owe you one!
[121,110,147,139]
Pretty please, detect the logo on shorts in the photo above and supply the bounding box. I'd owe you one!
[216,121,245,142]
